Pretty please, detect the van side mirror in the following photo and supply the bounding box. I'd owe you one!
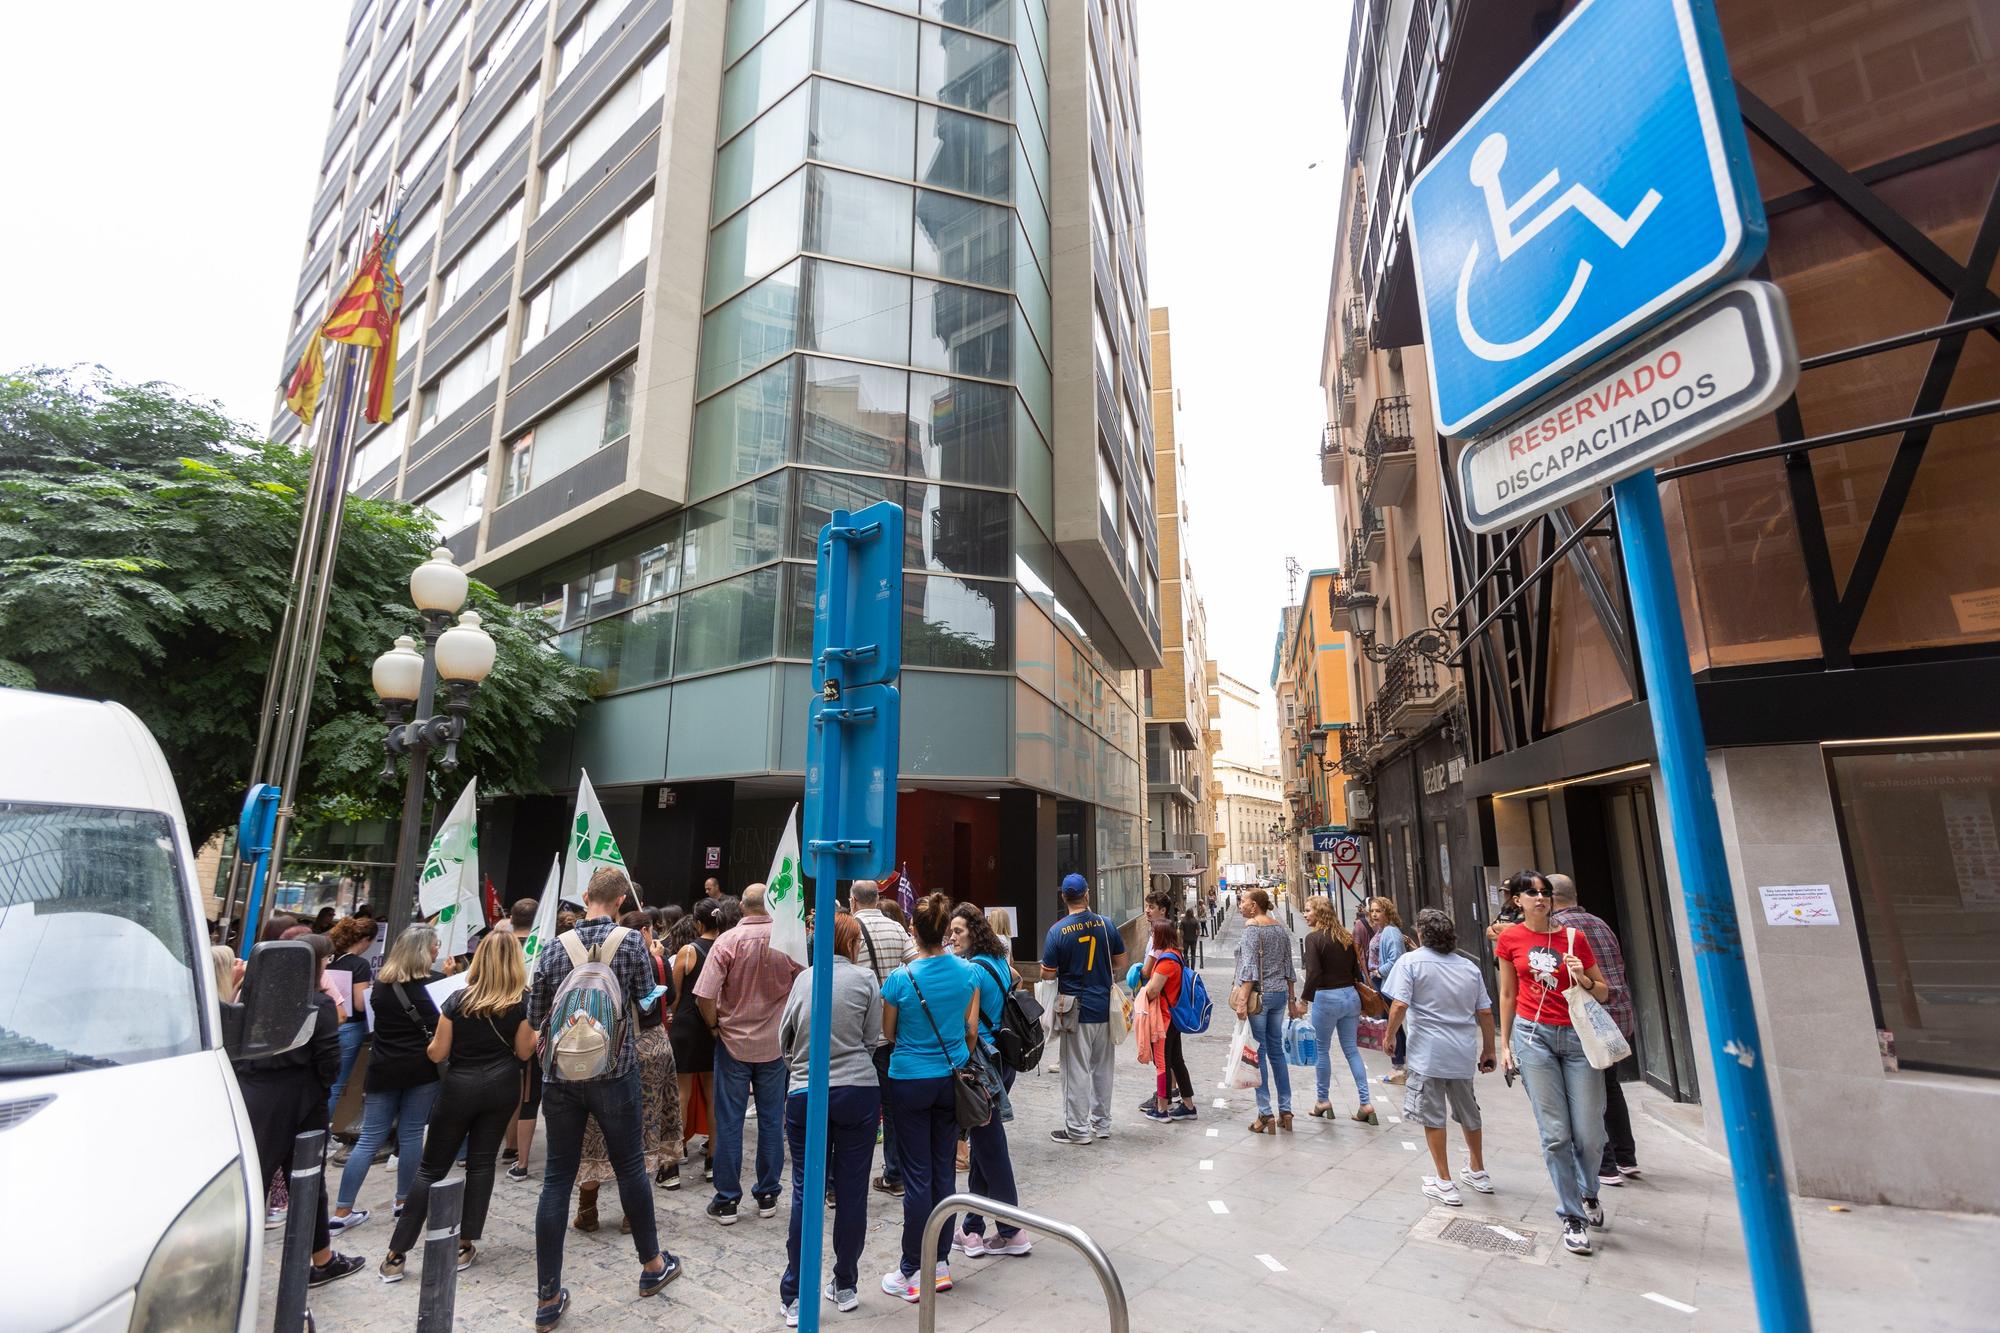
[221,940,316,1062]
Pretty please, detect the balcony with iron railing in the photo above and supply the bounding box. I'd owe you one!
[1335,364,1357,421]
[1340,294,1368,377]
[1319,420,1345,487]
[1346,531,1373,589]
[1357,496,1385,564]
[1380,639,1449,733]
[1326,569,1364,633]
[1347,175,1369,286]
[1360,393,1416,509]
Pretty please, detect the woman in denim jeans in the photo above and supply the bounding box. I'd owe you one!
[331,926,443,1235]
[1301,896,1374,1124]
[1231,888,1300,1133]
[1495,870,1614,1257]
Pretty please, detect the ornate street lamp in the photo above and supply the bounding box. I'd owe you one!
[374,547,496,930]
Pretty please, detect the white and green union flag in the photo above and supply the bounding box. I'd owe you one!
[765,803,807,966]
[559,769,627,907]
[419,778,480,956]
[522,856,561,962]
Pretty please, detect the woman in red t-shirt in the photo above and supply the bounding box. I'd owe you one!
[1494,870,1614,1256]
[1139,921,1196,1121]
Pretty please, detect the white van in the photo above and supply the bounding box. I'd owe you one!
[0,689,312,1332]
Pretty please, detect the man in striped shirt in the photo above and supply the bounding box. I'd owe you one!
[1549,873,1641,1187]
[850,879,916,1195]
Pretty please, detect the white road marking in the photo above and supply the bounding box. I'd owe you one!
[1487,1224,1528,1244]
[1213,1098,1229,1108]
[1643,1293,1698,1314]
[1255,1253,1287,1272]
[1402,1141,1417,1151]
[1208,1200,1229,1214]
[1199,1160,1213,1170]
[1206,1128,1219,1137]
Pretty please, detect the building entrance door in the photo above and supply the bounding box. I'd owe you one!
[1600,782,1698,1101]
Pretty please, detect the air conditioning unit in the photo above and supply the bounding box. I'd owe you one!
[1344,782,1373,821]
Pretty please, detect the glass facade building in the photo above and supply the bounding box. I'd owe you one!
[277,0,1161,929]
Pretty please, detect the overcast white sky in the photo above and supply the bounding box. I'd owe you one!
[0,0,1345,733]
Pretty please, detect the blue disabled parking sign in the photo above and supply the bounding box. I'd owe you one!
[1408,0,1766,436]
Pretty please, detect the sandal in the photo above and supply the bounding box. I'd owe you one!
[1248,1115,1274,1134]
[1353,1105,1379,1125]
[1278,1112,1294,1132]
[1310,1102,1335,1119]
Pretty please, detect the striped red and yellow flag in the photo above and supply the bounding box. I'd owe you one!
[322,212,404,423]
[283,336,326,425]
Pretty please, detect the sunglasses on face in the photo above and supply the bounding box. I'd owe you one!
[1519,886,1554,898]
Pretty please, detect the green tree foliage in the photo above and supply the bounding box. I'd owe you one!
[0,367,593,843]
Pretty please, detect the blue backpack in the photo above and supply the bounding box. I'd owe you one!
[1161,950,1213,1035]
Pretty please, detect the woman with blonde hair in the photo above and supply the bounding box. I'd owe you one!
[1366,896,1413,1086]
[1303,896,1374,1123]
[378,929,536,1281]
[333,925,443,1233]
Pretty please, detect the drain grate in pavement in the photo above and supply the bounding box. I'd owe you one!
[1437,1218,1538,1256]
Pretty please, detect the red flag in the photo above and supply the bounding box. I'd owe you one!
[482,874,502,926]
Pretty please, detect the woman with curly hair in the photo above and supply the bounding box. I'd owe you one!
[946,904,1029,1260]
[1366,896,1414,1086]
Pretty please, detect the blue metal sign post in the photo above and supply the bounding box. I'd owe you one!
[235,783,282,961]
[798,502,903,1333]
[1405,1,1810,1326]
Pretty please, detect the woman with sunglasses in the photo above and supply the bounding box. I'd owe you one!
[1494,870,1614,1256]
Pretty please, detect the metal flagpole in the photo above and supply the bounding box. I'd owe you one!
[259,341,365,919]
[222,353,344,938]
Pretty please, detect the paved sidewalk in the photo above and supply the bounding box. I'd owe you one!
[263,918,2000,1331]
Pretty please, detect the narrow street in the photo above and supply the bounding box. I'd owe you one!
[263,910,2000,1331]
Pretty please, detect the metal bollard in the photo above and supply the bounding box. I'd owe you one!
[415,1177,466,1332]
[273,1129,327,1333]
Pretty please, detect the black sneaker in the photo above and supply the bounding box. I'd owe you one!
[1049,1128,1091,1145]
[502,1146,518,1162]
[754,1192,778,1218]
[872,1176,903,1196]
[659,1162,680,1190]
[507,1163,530,1181]
[706,1197,738,1226]
[1562,1219,1593,1254]
[1583,1197,1605,1228]
[702,1158,713,1182]
[309,1253,367,1287]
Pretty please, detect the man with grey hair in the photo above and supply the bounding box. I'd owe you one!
[1383,907,1496,1207]
[1549,873,1640,1186]
[694,880,800,1224]
[848,877,916,1194]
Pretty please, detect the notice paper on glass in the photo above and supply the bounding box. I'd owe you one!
[1758,884,1839,927]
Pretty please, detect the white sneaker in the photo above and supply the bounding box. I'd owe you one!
[934,1263,952,1292]
[1459,1168,1495,1194]
[1092,1126,1111,1140]
[951,1227,987,1257]
[1421,1176,1462,1206]
[780,1299,798,1327]
[986,1232,1033,1257]
[881,1270,918,1304]
[823,1282,859,1312]
[264,1207,287,1230]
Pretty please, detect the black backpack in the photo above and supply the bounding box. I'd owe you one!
[976,954,1046,1072]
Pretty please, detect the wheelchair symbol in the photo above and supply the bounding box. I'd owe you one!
[1454,132,1663,362]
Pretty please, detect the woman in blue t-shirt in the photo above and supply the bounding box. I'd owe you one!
[947,903,1030,1260]
[877,893,981,1304]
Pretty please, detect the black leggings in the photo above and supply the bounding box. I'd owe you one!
[388,1072,517,1254]
[1163,1026,1194,1101]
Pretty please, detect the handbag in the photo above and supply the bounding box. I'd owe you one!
[1561,927,1634,1071]
[905,972,993,1131]
[1356,979,1387,1019]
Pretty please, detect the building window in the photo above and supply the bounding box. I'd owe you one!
[522,195,653,347]
[1095,445,1117,532]
[413,6,470,97]
[499,364,635,502]
[457,84,534,197]
[554,0,639,84]
[420,462,487,537]
[357,120,397,185]
[350,430,401,490]
[398,297,427,365]
[539,44,669,212]
[327,122,360,181]
[398,201,439,273]
[1827,740,2000,1078]
[438,197,523,306]
[470,0,546,97]
[401,100,455,179]
[1092,301,1116,386]
[371,36,412,111]
[418,325,504,429]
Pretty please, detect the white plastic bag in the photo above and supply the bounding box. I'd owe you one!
[1562,927,1634,1070]
[1035,981,1063,1072]
[1220,1016,1263,1090]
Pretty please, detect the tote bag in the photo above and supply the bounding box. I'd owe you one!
[1561,927,1633,1070]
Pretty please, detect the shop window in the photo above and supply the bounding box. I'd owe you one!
[1826,740,2000,1078]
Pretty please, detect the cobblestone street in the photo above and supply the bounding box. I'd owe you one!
[261,919,2000,1332]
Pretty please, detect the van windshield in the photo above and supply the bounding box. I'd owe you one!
[0,803,203,1074]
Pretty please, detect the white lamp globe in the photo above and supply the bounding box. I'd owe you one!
[372,636,424,702]
[435,611,497,684]
[410,546,469,614]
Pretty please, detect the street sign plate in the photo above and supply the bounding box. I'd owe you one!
[1407,0,1766,436]
[803,681,900,883]
[1334,861,1363,892]
[1456,281,1798,532]
[810,502,904,693]
[1331,836,1360,865]
[1311,831,1343,853]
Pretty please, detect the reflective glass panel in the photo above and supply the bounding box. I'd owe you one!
[691,357,795,498]
[905,481,1009,577]
[674,566,781,674]
[697,260,802,396]
[681,473,788,587]
[707,169,805,306]
[910,279,1009,378]
[916,104,1009,200]
[815,0,917,94]
[803,260,909,363]
[907,373,1009,486]
[793,470,895,558]
[921,0,1007,37]
[585,597,675,691]
[913,190,1012,289]
[904,573,1008,670]
[801,357,906,474]
[713,82,810,222]
[917,22,1011,117]
[805,167,913,271]
[718,0,813,140]
[809,79,915,180]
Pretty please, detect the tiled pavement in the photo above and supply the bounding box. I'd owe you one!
[263,919,2000,1331]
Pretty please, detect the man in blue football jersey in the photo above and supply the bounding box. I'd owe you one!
[1041,874,1126,1145]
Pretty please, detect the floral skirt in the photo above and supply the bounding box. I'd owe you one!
[577,1025,681,1185]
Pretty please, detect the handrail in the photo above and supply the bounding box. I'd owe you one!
[917,1193,1129,1333]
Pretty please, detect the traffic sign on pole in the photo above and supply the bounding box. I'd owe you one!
[1408,0,1767,436]
[1406,2,1810,1327]
[798,502,903,1333]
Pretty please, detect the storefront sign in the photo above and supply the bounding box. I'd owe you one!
[1757,883,1840,926]
[1456,282,1797,532]
[704,846,722,870]
[1422,756,1466,795]
[1951,587,2000,635]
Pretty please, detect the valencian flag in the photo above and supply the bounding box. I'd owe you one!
[321,207,404,424]
[283,337,326,424]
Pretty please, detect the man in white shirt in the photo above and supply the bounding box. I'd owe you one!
[1383,908,1496,1207]
[849,879,915,1195]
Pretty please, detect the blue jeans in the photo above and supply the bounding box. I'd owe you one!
[962,1066,1018,1239]
[781,1086,879,1304]
[326,1020,366,1124]
[1514,1019,1608,1224]
[1249,992,1293,1117]
[1310,987,1370,1106]
[536,1068,661,1296]
[335,1081,439,1209]
[886,1074,957,1275]
[713,1040,786,1204]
